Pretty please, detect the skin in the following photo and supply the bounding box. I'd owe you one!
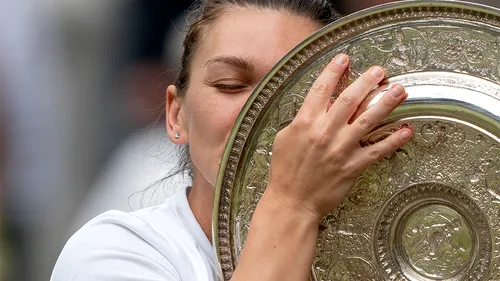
[167,7,324,238]
[167,6,413,280]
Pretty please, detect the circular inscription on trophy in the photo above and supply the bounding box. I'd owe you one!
[401,204,473,278]
[374,183,492,281]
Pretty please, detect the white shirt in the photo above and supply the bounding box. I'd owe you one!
[51,187,218,281]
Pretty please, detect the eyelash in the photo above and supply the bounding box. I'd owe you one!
[214,83,247,92]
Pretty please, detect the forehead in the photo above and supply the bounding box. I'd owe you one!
[194,7,321,75]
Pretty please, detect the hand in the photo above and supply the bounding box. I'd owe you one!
[263,54,413,221]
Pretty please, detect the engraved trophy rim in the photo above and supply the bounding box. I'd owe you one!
[213,1,500,280]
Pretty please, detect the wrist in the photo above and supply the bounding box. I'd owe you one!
[234,185,321,281]
[258,185,322,226]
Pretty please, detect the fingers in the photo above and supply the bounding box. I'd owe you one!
[355,127,414,171]
[348,83,389,124]
[296,54,349,119]
[327,66,386,126]
[348,84,407,140]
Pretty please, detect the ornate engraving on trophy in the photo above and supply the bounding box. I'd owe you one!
[483,146,500,202]
[326,257,380,281]
[414,121,467,147]
[419,123,438,145]
[373,183,492,281]
[278,94,304,129]
[401,204,473,278]
[234,116,499,280]
[347,170,385,210]
[278,100,296,129]
[345,25,500,84]
[218,6,500,280]
[234,105,500,279]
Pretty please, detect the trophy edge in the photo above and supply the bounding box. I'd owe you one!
[212,1,500,280]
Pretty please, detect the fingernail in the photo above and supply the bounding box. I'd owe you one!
[334,54,348,65]
[370,66,384,78]
[390,85,404,98]
[400,130,412,141]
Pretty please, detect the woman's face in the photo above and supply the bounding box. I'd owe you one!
[168,7,321,188]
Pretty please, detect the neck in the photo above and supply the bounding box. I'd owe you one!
[187,168,215,243]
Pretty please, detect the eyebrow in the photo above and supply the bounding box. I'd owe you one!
[205,55,254,72]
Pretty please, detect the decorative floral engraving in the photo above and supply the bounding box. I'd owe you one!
[414,121,466,147]
[344,25,500,85]
[233,118,499,280]
[326,258,380,281]
[216,3,500,280]
[484,146,500,203]
[347,170,385,210]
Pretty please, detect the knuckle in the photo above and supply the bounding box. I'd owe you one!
[368,146,382,161]
[312,129,330,147]
[291,115,312,130]
[337,94,355,108]
[311,80,328,95]
[357,116,373,130]
[324,64,343,76]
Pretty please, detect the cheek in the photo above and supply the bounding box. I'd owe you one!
[187,93,250,184]
[191,93,248,139]
[225,94,251,133]
[219,98,247,134]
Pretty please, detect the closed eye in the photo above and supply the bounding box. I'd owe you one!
[214,84,247,90]
[212,83,250,93]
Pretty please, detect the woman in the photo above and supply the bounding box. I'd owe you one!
[51,0,412,280]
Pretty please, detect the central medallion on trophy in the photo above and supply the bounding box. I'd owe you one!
[374,183,491,281]
[401,204,473,278]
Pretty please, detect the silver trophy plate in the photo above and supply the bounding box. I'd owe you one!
[213,1,500,280]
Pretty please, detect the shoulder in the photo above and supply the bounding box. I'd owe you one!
[51,208,181,281]
[51,191,216,281]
